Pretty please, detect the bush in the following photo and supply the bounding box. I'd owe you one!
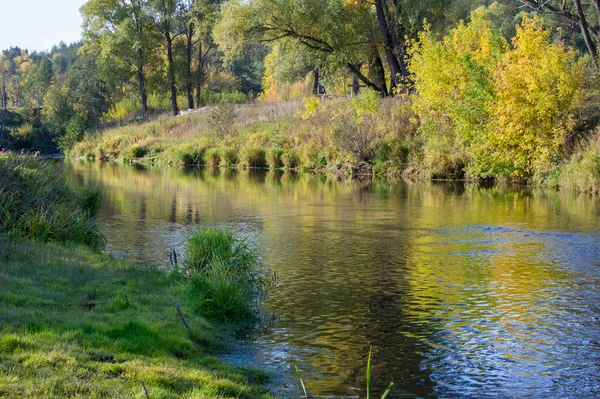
[479,16,584,178]
[281,149,299,169]
[203,148,221,168]
[171,144,205,166]
[57,116,86,153]
[0,153,103,247]
[410,7,584,180]
[208,103,238,138]
[220,147,238,167]
[239,147,267,168]
[10,124,36,149]
[184,228,264,322]
[266,148,284,169]
[559,138,600,193]
[127,144,149,159]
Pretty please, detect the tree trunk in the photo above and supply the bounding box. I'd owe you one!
[312,68,320,95]
[196,40,204,108]
[351,73,360,96]
[186,23,195,110]
[574,0,599,68]
[370,50,388,96]
[0,81,7,145]
[138,67,148,121]
[375,0,401,92]
[166,32,179,116]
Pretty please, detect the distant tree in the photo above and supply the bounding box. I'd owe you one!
[24,58,53,110]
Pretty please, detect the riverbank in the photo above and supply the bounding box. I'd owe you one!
[0,152,273,398]
[69,96,600,193]
[0,235,272,398]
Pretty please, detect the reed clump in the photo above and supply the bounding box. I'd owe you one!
[184,228,266,322]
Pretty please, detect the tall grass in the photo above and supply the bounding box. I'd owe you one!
[184,228,265,322]
[0,152,103,247]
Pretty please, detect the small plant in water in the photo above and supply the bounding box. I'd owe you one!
[184,228,266,322]
[295,346,393,399]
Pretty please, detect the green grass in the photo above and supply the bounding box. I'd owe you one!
[0,152,103,247]
[184,228,266,323]
[0,235,273,399]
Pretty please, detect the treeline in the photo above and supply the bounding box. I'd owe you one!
[0,0,265,151]
[3,0,600,184]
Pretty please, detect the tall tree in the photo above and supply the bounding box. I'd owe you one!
[82,0,158,120]
[152,0,181,116]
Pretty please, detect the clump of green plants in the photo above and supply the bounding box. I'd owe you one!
[266,148,284,169]
[559,137,600,193]
[204,148,221,168]
[281,149,299,169]
[239,147,267,169]
[209,102,239,138]
[0,152,103,247]
[184,228,265,322]
[220,147,239,167]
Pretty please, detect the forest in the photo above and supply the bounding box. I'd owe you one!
[2,0,600,189]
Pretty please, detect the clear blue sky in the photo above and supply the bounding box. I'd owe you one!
[0,0,88,52]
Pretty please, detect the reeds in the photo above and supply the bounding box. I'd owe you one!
[184,228,265,322]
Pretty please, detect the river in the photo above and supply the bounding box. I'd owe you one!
[66,161,600,398]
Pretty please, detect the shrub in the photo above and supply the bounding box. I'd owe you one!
[203,148,221,168]
[127,144,149,159]
[220,147,238,167]
[266,148,284,169]
[184,228,264,322]
[479,16,584,179]
[559,138,600,193]
[410,7,584,180]
[208,103,238,138]
[10,124,36,149]
[281,149,299,169]
[171,144,205,166]
[239,147,267,168]
[58,116,86,153]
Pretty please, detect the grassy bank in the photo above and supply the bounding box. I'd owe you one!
[70,95,600,193]
[0,153,272,398]
[0,236,271,398]
[70,96,417,178]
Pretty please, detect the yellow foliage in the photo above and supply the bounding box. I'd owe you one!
[485,16,584,178]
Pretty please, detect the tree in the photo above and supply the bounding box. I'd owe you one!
[511,0,600,68]
[23,58,53,110]
[0,56,10,142]
[151,0,181,116]
[82,0,160,120]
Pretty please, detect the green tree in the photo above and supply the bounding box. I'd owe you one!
[82,0,160,120]
[23,58,53,110]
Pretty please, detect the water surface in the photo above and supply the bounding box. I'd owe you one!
[67,161,600,398]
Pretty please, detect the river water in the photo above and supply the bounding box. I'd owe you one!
[66,161,600,398]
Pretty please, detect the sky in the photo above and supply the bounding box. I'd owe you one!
[0,0,88,52]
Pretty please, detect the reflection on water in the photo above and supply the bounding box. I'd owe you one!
[66,161,600,398]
